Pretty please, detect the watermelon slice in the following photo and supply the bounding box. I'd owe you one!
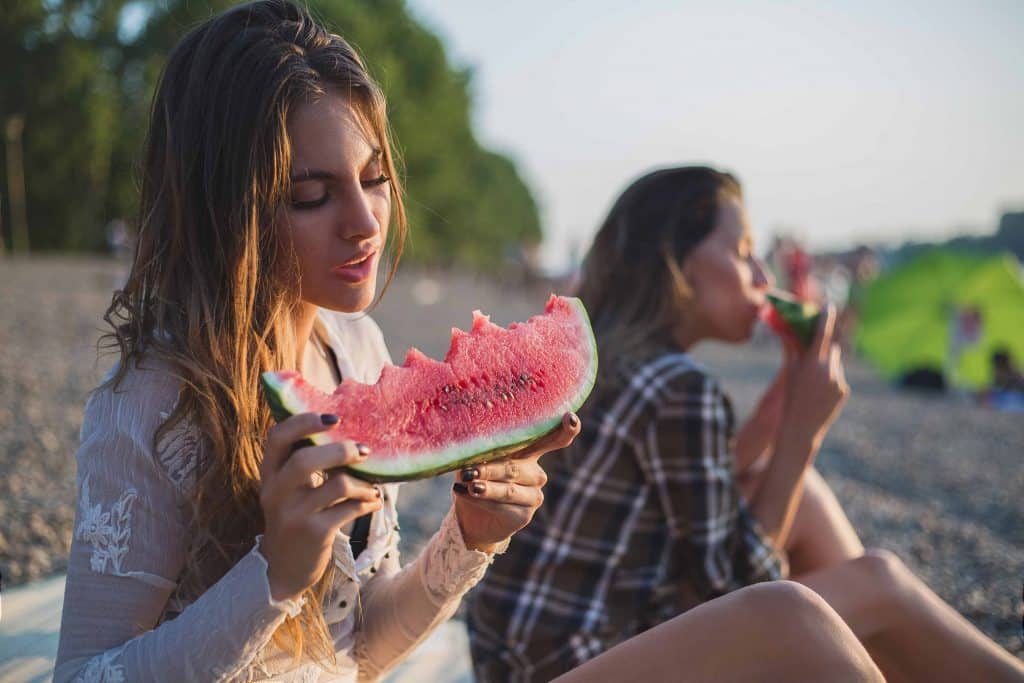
[760,291,821,348]
[261,295,598,482]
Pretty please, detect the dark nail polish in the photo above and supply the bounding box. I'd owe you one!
[321,413,339,425]
[460,467,480,482]
[453,482,469,495]
[356,443,371,456]
[471,481,486,496]
[568,413,579,428]
[374,486,382,498]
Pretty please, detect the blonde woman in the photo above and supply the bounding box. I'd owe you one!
[56,5,881,681]
[469,166,1024,682]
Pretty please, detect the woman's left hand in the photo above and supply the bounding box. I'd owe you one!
[452,412,580,552]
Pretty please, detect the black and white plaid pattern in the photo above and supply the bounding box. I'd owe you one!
[467,351,785,682]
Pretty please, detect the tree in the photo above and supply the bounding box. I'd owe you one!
[0,0,542,270]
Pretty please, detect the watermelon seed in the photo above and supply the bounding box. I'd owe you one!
[485,400,494,409]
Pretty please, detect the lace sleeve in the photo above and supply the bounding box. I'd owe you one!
[54,374,304,683]
[354,504,507,682]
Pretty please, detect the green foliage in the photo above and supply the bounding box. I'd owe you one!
[0,0,541,268]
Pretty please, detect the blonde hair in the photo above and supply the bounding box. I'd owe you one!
[577,166,741,394]
[101,0,405,669]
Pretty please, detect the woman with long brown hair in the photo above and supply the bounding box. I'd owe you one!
[55,3,884,680]
[54,2,575,680]
[469,166,1024,682]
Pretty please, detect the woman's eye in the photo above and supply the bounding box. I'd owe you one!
[291,193,329,210]
[290,180,330,209]
[362,174,391,188]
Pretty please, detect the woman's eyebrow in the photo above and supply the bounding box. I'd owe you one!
[291,149,381,182]
[291,169,335,182]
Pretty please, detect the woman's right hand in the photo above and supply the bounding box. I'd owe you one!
[780,304,850,449]
[258,413,383,602]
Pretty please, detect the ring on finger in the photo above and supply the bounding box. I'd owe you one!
[309,469,327,488]
[504,460,519,480]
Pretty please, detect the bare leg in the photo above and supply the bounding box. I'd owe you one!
[798,549,1024,683]
[555,581,883,683]
[785,467,864,575]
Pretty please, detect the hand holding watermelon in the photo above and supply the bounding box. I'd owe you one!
[451,411,581,552]
[779,304,850,448]
[258,412,384,602]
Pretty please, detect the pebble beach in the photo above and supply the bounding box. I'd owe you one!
[1,257,1021,662]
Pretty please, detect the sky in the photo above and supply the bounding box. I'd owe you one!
[407,0,1024,270]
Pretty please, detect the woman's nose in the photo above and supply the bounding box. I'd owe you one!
[337,189,382,241]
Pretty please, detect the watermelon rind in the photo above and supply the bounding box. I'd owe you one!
[766,292,820,348]
[260,297,598,482]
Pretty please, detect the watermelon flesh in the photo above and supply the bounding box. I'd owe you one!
[760,291,821,348]
[261,295,598,482]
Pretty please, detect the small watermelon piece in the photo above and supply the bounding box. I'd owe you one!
[760,291,821,348]
[261,295,598,482]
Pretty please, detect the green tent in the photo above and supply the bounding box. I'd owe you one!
[856,249,1024,389]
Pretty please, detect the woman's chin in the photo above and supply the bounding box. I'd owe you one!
[725,318,758,344]
[315,286,377,314]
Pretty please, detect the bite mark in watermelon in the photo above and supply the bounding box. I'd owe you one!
[261,295,598,482]
[760,291,821,348]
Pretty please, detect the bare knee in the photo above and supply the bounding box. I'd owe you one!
[735,581,883,682]
[734,582,854,654]
[734,580,826,619]
[748,581,850,638]
[859,548,908,580]
[854,548,918,613]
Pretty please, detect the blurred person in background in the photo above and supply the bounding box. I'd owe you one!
[467,166,1024,683]
[981,347,1024,412]
[52,3,883,682]
[990,347,1024,393]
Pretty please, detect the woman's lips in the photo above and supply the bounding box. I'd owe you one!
[331,251,377,284]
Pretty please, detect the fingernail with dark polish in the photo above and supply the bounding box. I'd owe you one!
[374,486,382,498]
[356,443,371,457]
[321,413,339,425]
[461,467,480,482]
[568,413,579,428]
[453,482,469,495]
[471,481,486,496]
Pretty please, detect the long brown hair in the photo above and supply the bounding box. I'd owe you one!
[102,0,406,668]
[577,166,740,392]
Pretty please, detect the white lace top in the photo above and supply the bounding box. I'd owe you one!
[54,310,504,682]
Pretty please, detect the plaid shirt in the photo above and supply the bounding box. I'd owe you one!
[466,351,785,682]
